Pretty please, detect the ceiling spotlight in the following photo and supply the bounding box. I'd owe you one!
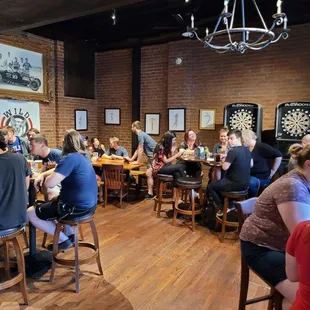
[185,0,190,2]
[111,9,116,25]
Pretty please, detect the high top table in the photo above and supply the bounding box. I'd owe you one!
[92,158,144,170]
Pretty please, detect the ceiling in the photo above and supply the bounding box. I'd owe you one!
[3,0,310,51]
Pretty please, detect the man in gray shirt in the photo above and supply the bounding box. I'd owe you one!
[126,121,156,199]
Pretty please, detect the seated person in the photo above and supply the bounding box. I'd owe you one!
[103,137,128,160]
[5,125,30,156]
[0,128,30,230]
[26,128,40,141]
[90,137,105,157]
[212,126,231,180]
[288,134,310,171]
[27,129,98,251]
[240,144,310,310]
[29,135,62,201]
[179,129,202,177]
[207,129,252,214]
[153,131,185,183]
[286,221,310,310]
[242,129,282,196]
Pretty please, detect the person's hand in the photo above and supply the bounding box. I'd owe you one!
[34,174,45,190]
[220,153,227,161]
[269,169,276,179]
[111,154,117,160]
[132,161,140,165]
[124,156,131,162]
[178,149,185,156]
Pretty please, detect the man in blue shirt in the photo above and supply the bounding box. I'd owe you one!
[104,137,129,159]
[27,129,98,251]
[126,121,157,199]
[30,135,63,200]
[6,125,30,156]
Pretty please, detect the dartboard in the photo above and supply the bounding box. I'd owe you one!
[276,102,310,141]
[223,103,262,138]
[230,109,253,130]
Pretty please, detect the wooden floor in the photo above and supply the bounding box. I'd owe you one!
[1,198,272,310]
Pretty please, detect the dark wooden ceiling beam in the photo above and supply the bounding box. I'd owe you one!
[0,0,145,33]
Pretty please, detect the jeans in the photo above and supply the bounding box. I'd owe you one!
[249,176,271,197]
[207,178,248,210]
[157,163,186,184]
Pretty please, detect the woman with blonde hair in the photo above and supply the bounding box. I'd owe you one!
[27,129,98,251]
[213,126,230,155]
[242,129,282,196]
[240,144,310,310]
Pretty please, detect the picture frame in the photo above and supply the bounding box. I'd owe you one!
[145,113,160,135]
[0,35,52,102]
[74,109,88,131]
[105,108,121,125]
[168,108,186,132]
[199,109,216,130]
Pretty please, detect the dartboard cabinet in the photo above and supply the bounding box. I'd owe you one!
[223,103,263,139]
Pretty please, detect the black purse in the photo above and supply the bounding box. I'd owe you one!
[56,200,75,220]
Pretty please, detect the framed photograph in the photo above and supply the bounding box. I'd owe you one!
[74,109,88,131]
[168,108,186,132]
[105,108,120,125]
[145,113,160,135]
[199,109,216,130]
[0,35,52,102]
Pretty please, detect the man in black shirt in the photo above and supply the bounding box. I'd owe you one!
[242,129,282,196]
[0,128,30,230]
[207,129,252,213]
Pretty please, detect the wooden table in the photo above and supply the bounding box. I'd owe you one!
[92,159,144,170]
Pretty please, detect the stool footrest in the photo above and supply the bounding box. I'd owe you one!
[216,216,239,228]
[174,207,202,216]
[0,273,23,290]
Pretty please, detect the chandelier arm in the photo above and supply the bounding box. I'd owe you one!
[224,17,235,46]
[241,0,246,42]
[252,0,268,30]
[229,0,237,29]
[246,19,278,46]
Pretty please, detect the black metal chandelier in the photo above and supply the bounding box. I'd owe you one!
[182,0,289,54]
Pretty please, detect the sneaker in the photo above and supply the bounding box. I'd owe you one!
[68,234,75,244]
[47,239,73,252]
[216,210,223,217]
[144,193,154,200]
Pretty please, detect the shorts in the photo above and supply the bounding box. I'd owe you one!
[35,198,96,221]
[240,240,287,287]
[146,157,153,169]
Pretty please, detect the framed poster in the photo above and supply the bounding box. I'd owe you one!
[74,109,88,131]
[145,113,160,135]
[0,35,52,102]
[105,108,120,125]
[199,109,216,130]
[168,108,185,132]
[0,99,40,138]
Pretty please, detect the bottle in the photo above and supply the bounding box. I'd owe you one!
[199,146,205,159]
[204,146,210,159]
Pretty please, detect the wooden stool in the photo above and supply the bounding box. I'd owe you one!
[153,174,175,218]
[97,181,104,203]
[216,189,248,242]
[49,213,103,293]
[173,177,202,231]
[0,226,29,304]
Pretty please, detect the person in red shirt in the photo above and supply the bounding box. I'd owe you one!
[286,221,310,310]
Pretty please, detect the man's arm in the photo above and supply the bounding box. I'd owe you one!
[136,143,144,162]
[25,175,30,189]
[45,172,65,188]
[270,157,282,178]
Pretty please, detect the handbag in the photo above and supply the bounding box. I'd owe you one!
[56,200,75,220]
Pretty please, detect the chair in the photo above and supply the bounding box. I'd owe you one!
[153,174,175,218]
[97,181,104,203]
[173,177,202,231]
[0,226,29,304]
[235,198,283,310]
[216,190,248,242]
[102,164,129,208]
[49,212,103,293]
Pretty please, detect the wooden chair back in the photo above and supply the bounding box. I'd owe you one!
[102,164,124,190]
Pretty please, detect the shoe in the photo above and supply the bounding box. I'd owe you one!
[144,193,154,199]
[47,239,73,252]
[68,234,75,243]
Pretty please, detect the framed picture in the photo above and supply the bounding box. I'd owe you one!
[0,35,52,102]
[145,113,160,135]
[199,109,216,130]
[168,108,186,132]
[74,109,88,131]
[105,108,120,125]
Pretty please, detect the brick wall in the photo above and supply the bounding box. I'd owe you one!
[96,49,132,152]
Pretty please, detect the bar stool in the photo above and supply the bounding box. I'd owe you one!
[49,212,103,293]
[153,174,175,218]
[173,177,202,231]
[216,189,248,242]
[0,226,29,304]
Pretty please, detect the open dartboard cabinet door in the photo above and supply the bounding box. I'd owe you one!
[275,102,310,171]
[223,103,263,139]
